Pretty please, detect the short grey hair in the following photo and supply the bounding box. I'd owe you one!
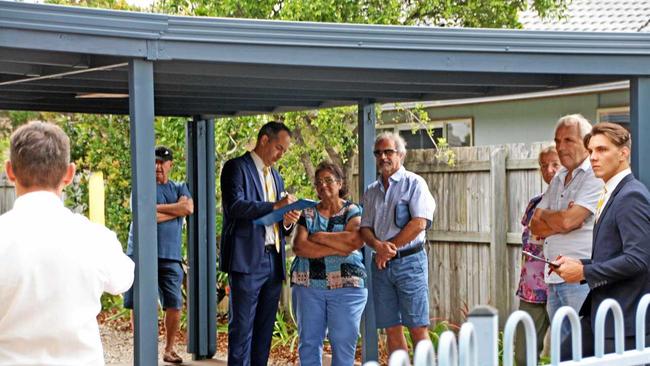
[555,114,592,139]
[375,131,407,154]
[538,145,558,163]
[9,121,70,189]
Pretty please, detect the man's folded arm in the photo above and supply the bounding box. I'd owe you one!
[157,196,194,217]
[531,205,591,235]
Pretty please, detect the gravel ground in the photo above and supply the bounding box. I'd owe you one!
[100,323,295,365]
[101,324,225,365]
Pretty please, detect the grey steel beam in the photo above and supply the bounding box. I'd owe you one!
[630,77,650,188]
[185,116,217,360]
[0,62,128,87]
[161,41,650,76]
[128,58,158,366]
[0,29,150,58]
[0,102,126,115]
[0,85,422,100]
[358,102,378,363]
[155,61,569,88]
[0,47,90,67]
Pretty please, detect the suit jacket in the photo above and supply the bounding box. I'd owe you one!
[580,174,650,338]
[219,152,290,278]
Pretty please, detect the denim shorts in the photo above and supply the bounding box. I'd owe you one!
[123,258,184,310]
[372,249,429,328]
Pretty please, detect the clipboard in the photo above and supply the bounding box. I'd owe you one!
[253,199,318,226]
[522,251,559,268]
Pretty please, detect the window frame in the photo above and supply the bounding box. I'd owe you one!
[596,106,630,124]
[377,117,474,148]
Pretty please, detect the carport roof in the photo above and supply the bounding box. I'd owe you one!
[1,0,650,116]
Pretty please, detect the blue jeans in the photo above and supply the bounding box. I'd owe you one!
[547,282,589,341]
[292,286,368,366]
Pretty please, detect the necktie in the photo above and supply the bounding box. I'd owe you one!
[595,186,607,222]
[263,167,281,253]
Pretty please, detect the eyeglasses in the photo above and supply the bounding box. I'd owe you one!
[315,177,339,186]
[373,149,397,158]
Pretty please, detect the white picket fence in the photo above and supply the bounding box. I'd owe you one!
[367,294,650,366]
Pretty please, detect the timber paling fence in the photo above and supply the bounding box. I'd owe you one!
[0,173,15,215]
[350,142,553,325]
[367,294,650,366]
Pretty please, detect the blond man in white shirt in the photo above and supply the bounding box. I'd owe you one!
[0,121,134,366]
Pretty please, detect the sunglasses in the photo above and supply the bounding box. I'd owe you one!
[373,149,397,158]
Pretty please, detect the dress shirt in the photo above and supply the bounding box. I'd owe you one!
[0,191,134,366]
[250,151,278,245]
[360,166,436,250]
[600,168,632,214]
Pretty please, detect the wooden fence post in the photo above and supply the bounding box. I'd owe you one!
[489,148,508,325]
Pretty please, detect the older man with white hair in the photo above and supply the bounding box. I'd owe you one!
[530,114,603,341]
[360,132,436,355]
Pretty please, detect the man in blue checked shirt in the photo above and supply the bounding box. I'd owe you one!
[360,132,436,355]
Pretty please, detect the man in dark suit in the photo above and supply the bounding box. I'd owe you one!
[555,122,650,359]
[220,121,300,366]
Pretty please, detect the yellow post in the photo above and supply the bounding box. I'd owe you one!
[88,172,105,225]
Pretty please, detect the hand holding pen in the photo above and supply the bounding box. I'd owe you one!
[278,191,300,226]
[273,191,296,210]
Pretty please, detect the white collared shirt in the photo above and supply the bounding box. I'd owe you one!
[600,168,632,214]
[537,157,604,283]
[250,151,278,245]
[0,191,134,366]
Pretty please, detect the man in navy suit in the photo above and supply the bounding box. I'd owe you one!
[220,121,300,365]
[555,122,650,359]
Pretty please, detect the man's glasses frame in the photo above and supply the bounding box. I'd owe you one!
[315,177,339,186]
[373,149,398,158]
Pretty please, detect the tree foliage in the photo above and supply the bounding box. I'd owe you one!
[156,0,566,28]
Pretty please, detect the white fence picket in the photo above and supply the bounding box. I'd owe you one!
[369,295,650,366]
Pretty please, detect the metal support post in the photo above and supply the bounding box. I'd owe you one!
[128,58,158,366]
[186,116,217,359]
[630,77,650,189]
[359,102,378,362]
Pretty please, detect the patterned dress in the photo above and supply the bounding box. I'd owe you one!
[516,195,548,304]
[290,201,366,289]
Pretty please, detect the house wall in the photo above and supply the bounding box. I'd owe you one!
[421,89,629,146]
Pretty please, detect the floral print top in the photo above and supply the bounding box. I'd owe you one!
[516,195,548,304]
[290,201,366,289]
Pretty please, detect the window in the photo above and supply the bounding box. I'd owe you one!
[597,106,629,130]
[377,118,473,149]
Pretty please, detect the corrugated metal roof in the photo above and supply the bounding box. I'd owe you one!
[520,0,650,32]
[0,0,649,116]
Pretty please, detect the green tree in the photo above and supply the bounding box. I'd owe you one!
[156,0,566,28]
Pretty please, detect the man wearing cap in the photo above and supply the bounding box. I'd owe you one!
[123,146,193,364]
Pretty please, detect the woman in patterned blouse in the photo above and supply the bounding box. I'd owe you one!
[290,162,366,366]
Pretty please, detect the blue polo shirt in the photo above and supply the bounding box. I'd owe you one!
[127,180,191,261]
